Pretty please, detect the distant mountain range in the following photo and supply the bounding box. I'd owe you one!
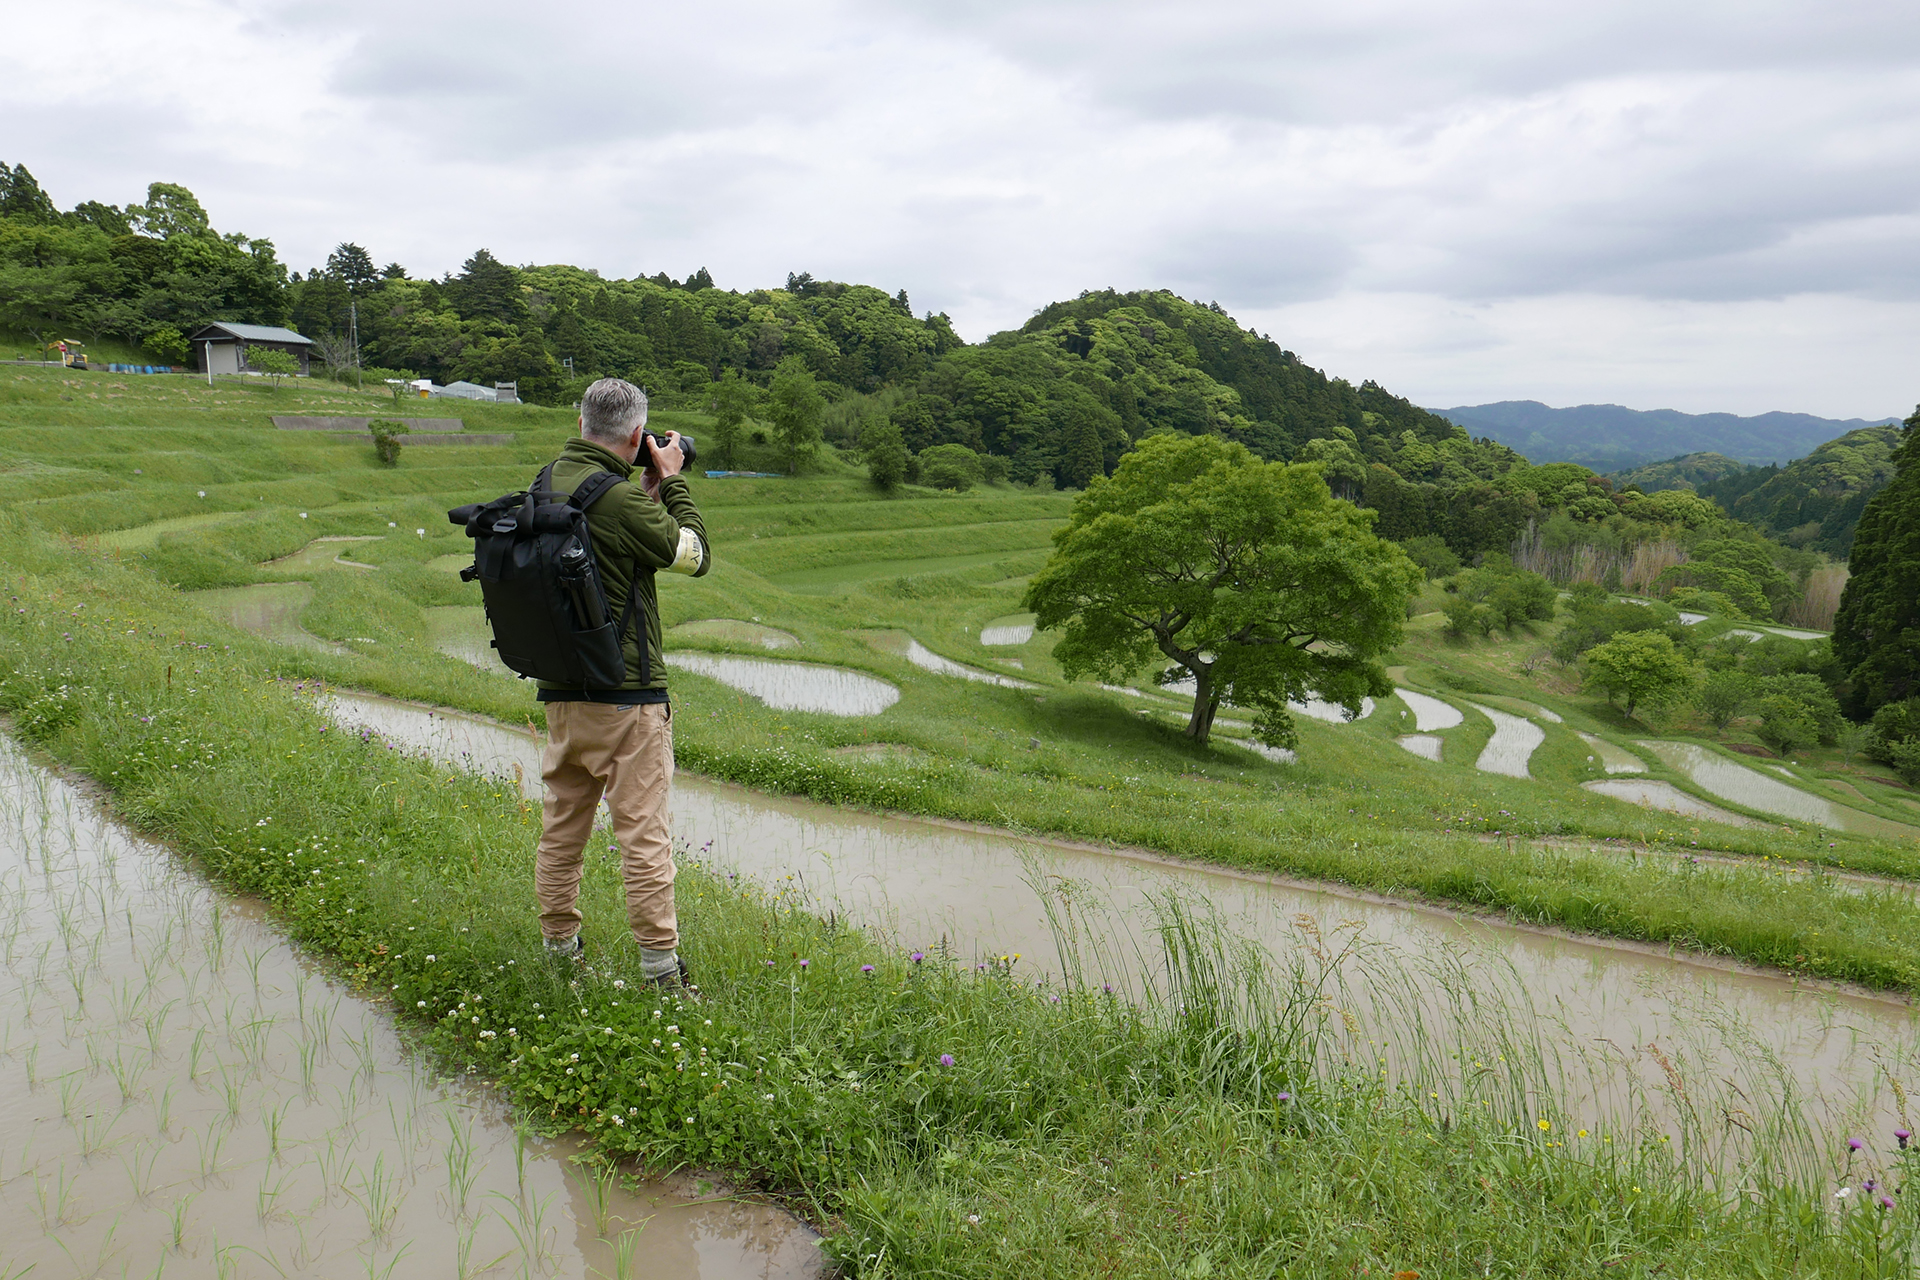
[1434,400,1900,469]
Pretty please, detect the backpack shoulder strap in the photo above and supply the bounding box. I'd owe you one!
[568,469,627,512]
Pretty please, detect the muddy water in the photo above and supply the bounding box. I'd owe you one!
[1397,734,1444,761]
[314,691,1920,1155]
[1468,703,1544,778]
[425,605,509,675]
[1579,732,1646,775]
[1396,690,1462,732]
[665,655,899,716]
[863,632,1036,690]
[1582,778,1770,828]
[1640,741,1920,841]
[979,615,1035,646]
[0,737,820,1279]
[190,582,348,656]
[267,536,383,572]
[669,620,799,650]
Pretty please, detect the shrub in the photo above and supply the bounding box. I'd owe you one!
[1755,693,1821,756]
[369,419,409,466]
[1695,670,1751,731]
[1400,534,1461,579]
[918,443,984,492]
[1584,630,1696,719]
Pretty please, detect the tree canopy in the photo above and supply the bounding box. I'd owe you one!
[1833,408,1920,716]
[1023,434,1420,748]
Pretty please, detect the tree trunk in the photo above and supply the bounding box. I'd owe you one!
[1185,667,1219,744]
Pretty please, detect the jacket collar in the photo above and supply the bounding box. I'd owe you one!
[559,435,635,478]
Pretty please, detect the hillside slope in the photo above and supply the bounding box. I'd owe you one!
[1698,424,1903,556]
[1438,400,1897,469]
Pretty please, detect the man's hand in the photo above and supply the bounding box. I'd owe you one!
[644,431,686,480]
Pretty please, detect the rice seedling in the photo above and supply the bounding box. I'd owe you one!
[608,1227,646,1280]
[194,1125,226,1185]
[167,1192,195,1251]
[186,1027,208,1084]
[348,1151,402,1243]
[297,1032,320,1097]
[122,1139,162,1201]
[57,1070,82,1122]
[456,1216,513,1280]
[256,1168,295,1223]
[218,1059,245,1120]
[154,1080,176,1136]
[488,1187,558,1276]
[572,1158,619,1236]
[360,1242,412,1280]
[444,1116,478,1218]
[108,1045,145,1104]
[264,1097,291,1164]
[24,1042,38,1089]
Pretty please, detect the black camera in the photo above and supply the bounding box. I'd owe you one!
[644,429,697,467]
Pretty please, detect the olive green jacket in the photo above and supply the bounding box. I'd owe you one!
[535,437,710,694]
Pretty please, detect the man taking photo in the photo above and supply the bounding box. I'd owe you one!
[535,377,709,992]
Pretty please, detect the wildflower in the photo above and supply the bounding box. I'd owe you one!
[861,964,874,974]
[910,951,924,963]
[764,1094,775,1102]
[417,1001,426,1008]
[1835,1187,1853,1198]
[667,1025,678,1034]
[967,1214,980,1225]
[613,1115,624,1125]
[940,1053,955,1067]
[1881,1195,1897,1210]
[1898,1128,1912,1149]
[1537,1120,1551,1133]
[613,980,626,990]
[1276,1092,1292,1103]
[684,1117,694,1125]
[1864,1179,1878,1192]
[1848,1137,1865,1152]
[798,959,809,969]
[426,955,436,962]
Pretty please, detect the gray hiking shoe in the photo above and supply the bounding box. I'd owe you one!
[543,933,584,960]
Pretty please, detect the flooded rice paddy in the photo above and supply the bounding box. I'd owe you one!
[1581,779,1770,829]
[978,616,1035,646]
[1396,690,1462,732]
[189,583,347,657]
[1579,733,1647,774]
[0,735,820,1279]
[266,537,383,572]
[314,691,1920,1158]
[667,620,800,651]
[425,606,508,675]
[862,632,1036,690]
[1396,734,1444,761]
[1468,704,1544,778]
[1637,742,1920,841]
[664,656,899,716]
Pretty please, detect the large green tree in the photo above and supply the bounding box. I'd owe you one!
[1834,408,1920,715]
[768,356,825,474]
[1023,434,1421,746]
[1583,631,1696,720]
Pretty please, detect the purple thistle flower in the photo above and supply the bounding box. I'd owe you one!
[798,958,809,969]
[860,964,875,974]
[1277,1092,1292,1102]
[1898,1128,1912,1149]
[1880,1195,1897,1210]
[910,951,925,963]
[765,959,776,967]
[1864,1179,1878,1193]
[1849,1137,1865,1152]
[939,1053,955,1067]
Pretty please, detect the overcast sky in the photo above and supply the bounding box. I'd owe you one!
[7,0,1918,416]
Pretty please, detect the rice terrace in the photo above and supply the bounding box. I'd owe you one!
[5,186,1920,1278]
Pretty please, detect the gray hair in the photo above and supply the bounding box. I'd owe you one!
[579,377,648,443]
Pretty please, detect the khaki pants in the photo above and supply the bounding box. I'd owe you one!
[535,701,677,950]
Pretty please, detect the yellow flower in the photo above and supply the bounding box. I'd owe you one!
[1537,1119,1551,1132]
[1578,1129,1589,1138]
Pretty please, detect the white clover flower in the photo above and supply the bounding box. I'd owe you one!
[613,980,626,990]
[764,1094,775,1102]
[612,1115,624,1125]
[417,1001,426,1008]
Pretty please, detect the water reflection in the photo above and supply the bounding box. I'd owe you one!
[667,655,899,716]
[979,615,1035,646]
[1468,703,1543,778]
[1639,741,1920,840]
[1396,690,1462,731]
[1579,732,1646,774]
[189,582,348,655]
[0,734,819,1279]
[1582,778,1768,828]
[669,619,800,650]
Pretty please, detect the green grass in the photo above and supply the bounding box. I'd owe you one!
[6,364,1920,1273]
[1,544,1915,1277]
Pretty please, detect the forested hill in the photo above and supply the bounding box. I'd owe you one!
[1697,425,1905,557]
[1604,453,1749,494]
[1438,400,1898,469]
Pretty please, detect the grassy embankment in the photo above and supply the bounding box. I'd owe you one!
[4,366,1920,1273]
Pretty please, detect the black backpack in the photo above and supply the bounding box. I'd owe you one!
[446,463,646,686]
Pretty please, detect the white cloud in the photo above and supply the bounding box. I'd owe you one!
[4,0,1917,415]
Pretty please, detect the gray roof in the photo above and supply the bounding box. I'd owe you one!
[190,322,313,345]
